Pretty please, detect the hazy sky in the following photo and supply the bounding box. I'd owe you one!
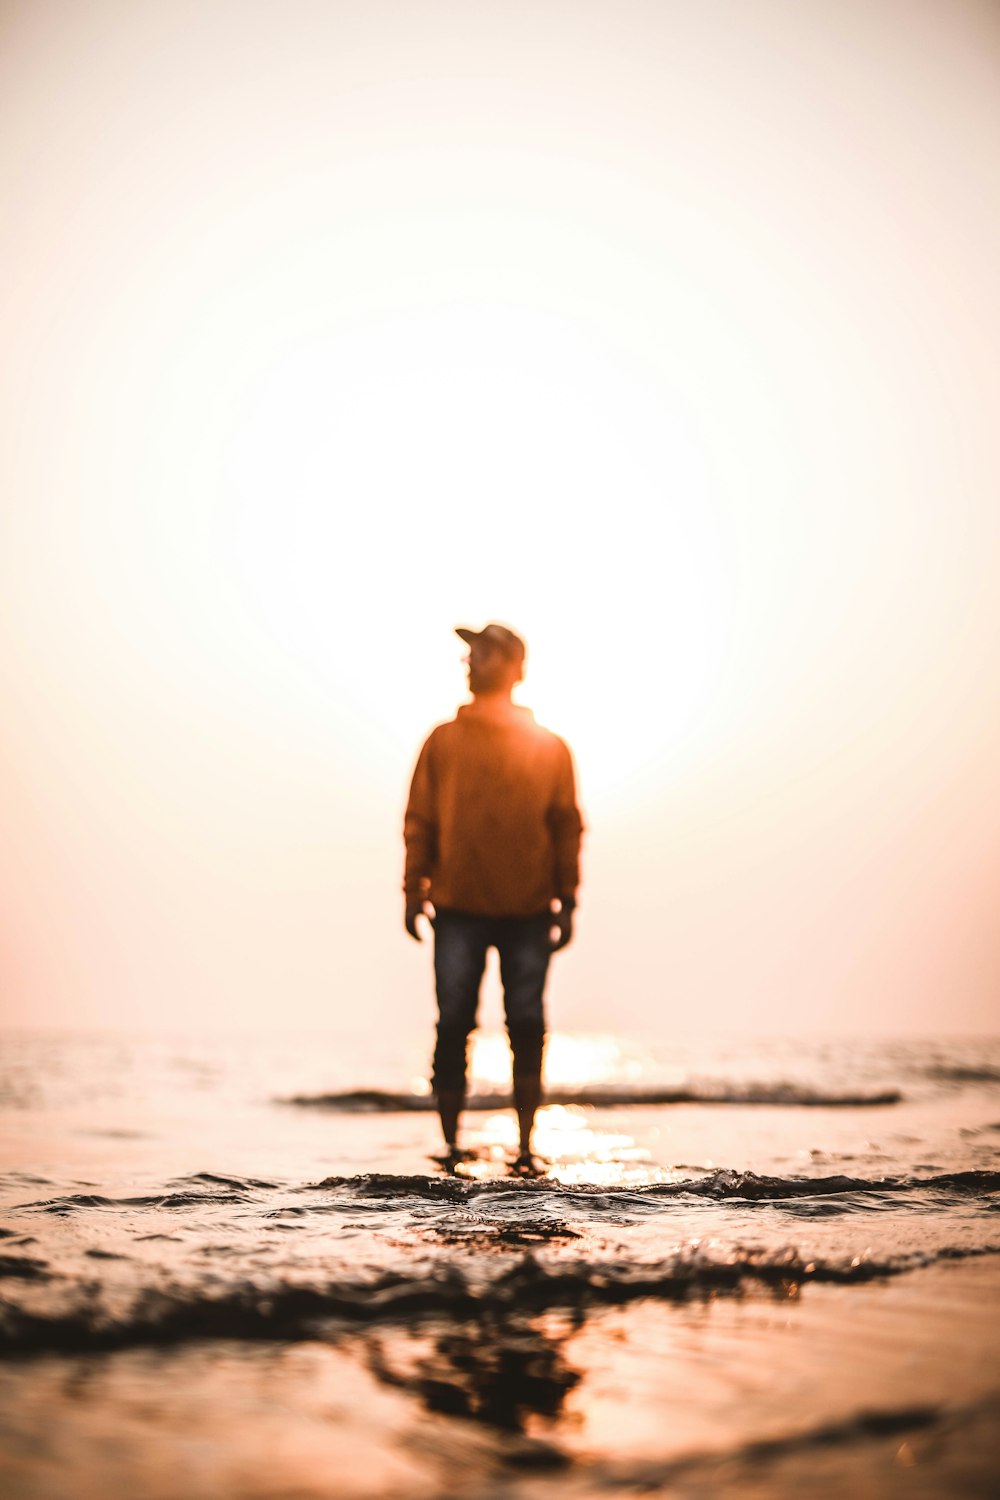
[2,0,999,1041]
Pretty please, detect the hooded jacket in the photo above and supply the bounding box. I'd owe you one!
[403,699,583,918]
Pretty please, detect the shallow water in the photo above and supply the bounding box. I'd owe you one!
[1,1030,999,1497]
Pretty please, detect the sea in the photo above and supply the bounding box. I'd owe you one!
[1,1028,998,1499]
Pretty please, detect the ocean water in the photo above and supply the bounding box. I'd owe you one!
[1,1028,998,1498]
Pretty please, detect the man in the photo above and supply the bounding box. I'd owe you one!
[404,624,583,1169]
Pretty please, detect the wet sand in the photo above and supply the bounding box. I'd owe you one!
[2,1258,998,1498]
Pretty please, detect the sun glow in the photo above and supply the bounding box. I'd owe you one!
[4,0,998,1037]
[191,274,739,801]
[469,1031,635,1093]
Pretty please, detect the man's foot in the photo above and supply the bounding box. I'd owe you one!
[511,1151,544,1177]
[430,1145,477,1172]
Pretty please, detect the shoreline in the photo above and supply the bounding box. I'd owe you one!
[1,1258,998,1498]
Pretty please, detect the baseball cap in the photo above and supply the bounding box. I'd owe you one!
[455,623,526,663]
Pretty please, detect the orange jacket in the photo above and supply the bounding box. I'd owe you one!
[403,699,584,918]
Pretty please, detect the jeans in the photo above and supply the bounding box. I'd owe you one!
[432,908,552,1095]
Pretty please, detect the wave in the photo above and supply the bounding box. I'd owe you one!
[0,1252,50,1281]
[309,1167,1000,1203]
[282,1083,903,1111]
[176,1171,279,1190]
[12,1167,998,1218]
[10,1172,279,1214]
[924,1063,1000,1084]
[2,1239,997,1355]
[16,1189,258,1213]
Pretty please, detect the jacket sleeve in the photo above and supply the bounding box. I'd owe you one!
[548,739,584,902]
[403,734,438,899]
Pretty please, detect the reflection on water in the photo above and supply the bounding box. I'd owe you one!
[448,1103,658,1187]
[350,1260,1000,1477]
[535,1105,655,1186]
[365,1309,582,1438]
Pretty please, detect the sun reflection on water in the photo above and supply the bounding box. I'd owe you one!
[458,1031,672,1183]
[535,1105,654,1185]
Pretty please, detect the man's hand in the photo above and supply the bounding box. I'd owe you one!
[405,898,433,942]
[549,903,575,952]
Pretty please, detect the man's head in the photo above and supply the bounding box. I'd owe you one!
[456,623,526,698]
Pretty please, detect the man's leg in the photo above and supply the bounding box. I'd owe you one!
[497,915,552,1159]
[432,910,489,1154]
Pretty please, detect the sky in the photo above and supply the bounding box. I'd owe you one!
[1,0,999,1042]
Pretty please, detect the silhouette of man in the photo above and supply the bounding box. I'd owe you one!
[404,624,583,1168]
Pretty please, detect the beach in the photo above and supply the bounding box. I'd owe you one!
[1,1029,998,1498]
